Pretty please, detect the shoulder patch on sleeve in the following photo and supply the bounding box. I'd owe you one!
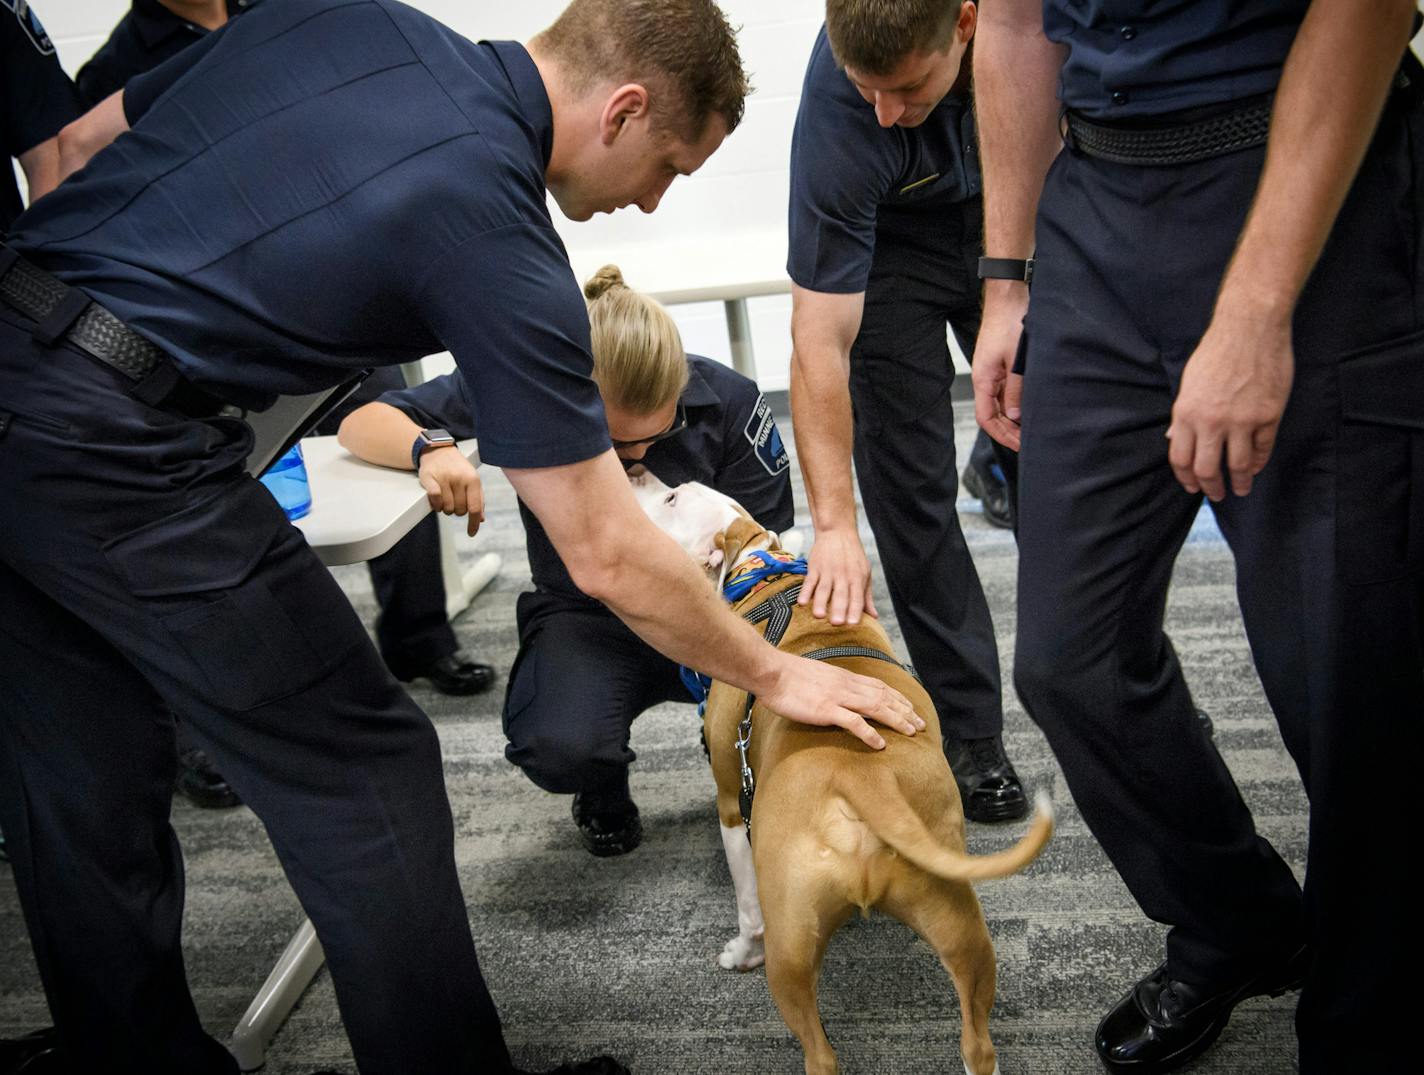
[743,394,790,477]
[6,1,56,55]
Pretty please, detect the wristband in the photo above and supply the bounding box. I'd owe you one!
[411,427,456,471]
[977,256,1035,284]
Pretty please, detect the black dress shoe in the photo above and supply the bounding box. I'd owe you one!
[0,1028,61,1075]
[944,734,1029,822]
[175,747,243,809]
[394,652,496,696]
[572,789,642,858]
[511,1057,630,1075]
[0,826,8,863]
[961,459,1015,530]
[1096,945,1309,1073]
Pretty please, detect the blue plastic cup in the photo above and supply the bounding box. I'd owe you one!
[259,443,312,520]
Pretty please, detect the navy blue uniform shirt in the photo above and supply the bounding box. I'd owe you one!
[8,0,608,471]
[1047,0,1309,118]
[787,25,980,295]
[379,355,794,601]
[75,0,252,108]
[2,1,81,229]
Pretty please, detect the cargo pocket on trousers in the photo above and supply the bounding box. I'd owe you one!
[103,478,361,711]
[1336,329,1424,585]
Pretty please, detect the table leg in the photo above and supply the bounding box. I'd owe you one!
[724,298,756,379]
[230,918,325,1071]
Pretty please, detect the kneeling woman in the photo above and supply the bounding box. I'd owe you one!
[338,266,793,856]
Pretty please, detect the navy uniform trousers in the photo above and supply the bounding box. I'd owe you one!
[0,321,508,1073]
[849,195,1013,740]
[502,590,686,795]
[1014,92,1424,1072]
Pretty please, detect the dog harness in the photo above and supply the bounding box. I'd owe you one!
[679,550,916,839]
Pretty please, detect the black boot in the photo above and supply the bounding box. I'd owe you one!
[390,651,496,696]
[943,734,1028,822]
[571,772,642,858]
[175,747,242,809]
[961,456,1015,530]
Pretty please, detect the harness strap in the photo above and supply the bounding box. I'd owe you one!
[742,580,803,648]
[735,641,913,839]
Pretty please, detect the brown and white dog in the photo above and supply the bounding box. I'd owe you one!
[632,472,1053,1075]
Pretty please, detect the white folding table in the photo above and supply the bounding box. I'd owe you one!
[228,434,497,1071]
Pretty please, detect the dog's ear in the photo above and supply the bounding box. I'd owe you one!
[715,517,767,573]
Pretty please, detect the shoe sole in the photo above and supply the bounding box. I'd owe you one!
[174,783,243,810]
[580,829,643,857]
[962,794,1030,823]
[1097,950,1308,1074]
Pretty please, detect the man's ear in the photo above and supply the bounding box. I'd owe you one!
[599,83,651,145]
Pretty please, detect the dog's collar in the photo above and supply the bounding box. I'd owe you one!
[721,550,807,604]
[677,552,806,713]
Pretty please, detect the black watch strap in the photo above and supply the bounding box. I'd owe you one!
[978,256,1035,284]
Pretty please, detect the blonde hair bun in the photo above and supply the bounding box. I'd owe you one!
[581,263,688,413]
[583,264,627,302]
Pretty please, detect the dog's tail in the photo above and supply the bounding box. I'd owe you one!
[839,773,1054,883]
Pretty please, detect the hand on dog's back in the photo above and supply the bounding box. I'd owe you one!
[759,651,923,750]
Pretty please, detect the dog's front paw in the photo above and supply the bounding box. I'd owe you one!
[716,932,765,972]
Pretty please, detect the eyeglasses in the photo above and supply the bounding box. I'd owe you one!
[610,403,687,450]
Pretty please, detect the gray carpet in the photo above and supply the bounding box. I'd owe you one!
[0,396,1308,1074]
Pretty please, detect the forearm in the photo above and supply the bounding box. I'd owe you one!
[974,0,1064,267]
[788,287,864,535]
[1217,0,1416,322]
[599,527,782,689]
[508,453,783,695]
[337,402,422,469]
[56,91,128,183]
[789,343,858,533]
[16,139,62,203]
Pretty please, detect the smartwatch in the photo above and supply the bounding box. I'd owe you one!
[411,427,456,471]
[977,256,1035,285]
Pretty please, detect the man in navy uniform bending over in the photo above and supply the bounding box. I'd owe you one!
[975,0,1424,1071]
[787,0,1026,823]
[0,1,919,1073]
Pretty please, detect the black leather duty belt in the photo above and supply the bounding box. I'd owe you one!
[0,245,168,380]
[1064,100,1272,166]
[0,245,228,416]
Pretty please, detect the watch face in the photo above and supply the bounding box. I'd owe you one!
[424,428,455,446]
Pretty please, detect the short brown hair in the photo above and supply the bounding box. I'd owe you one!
[826,0,963,75]
[535,0,750,139]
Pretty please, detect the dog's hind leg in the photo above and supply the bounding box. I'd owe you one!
[885,878,999,1075]
[759,856,851,1075]
[716,823,765,971]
